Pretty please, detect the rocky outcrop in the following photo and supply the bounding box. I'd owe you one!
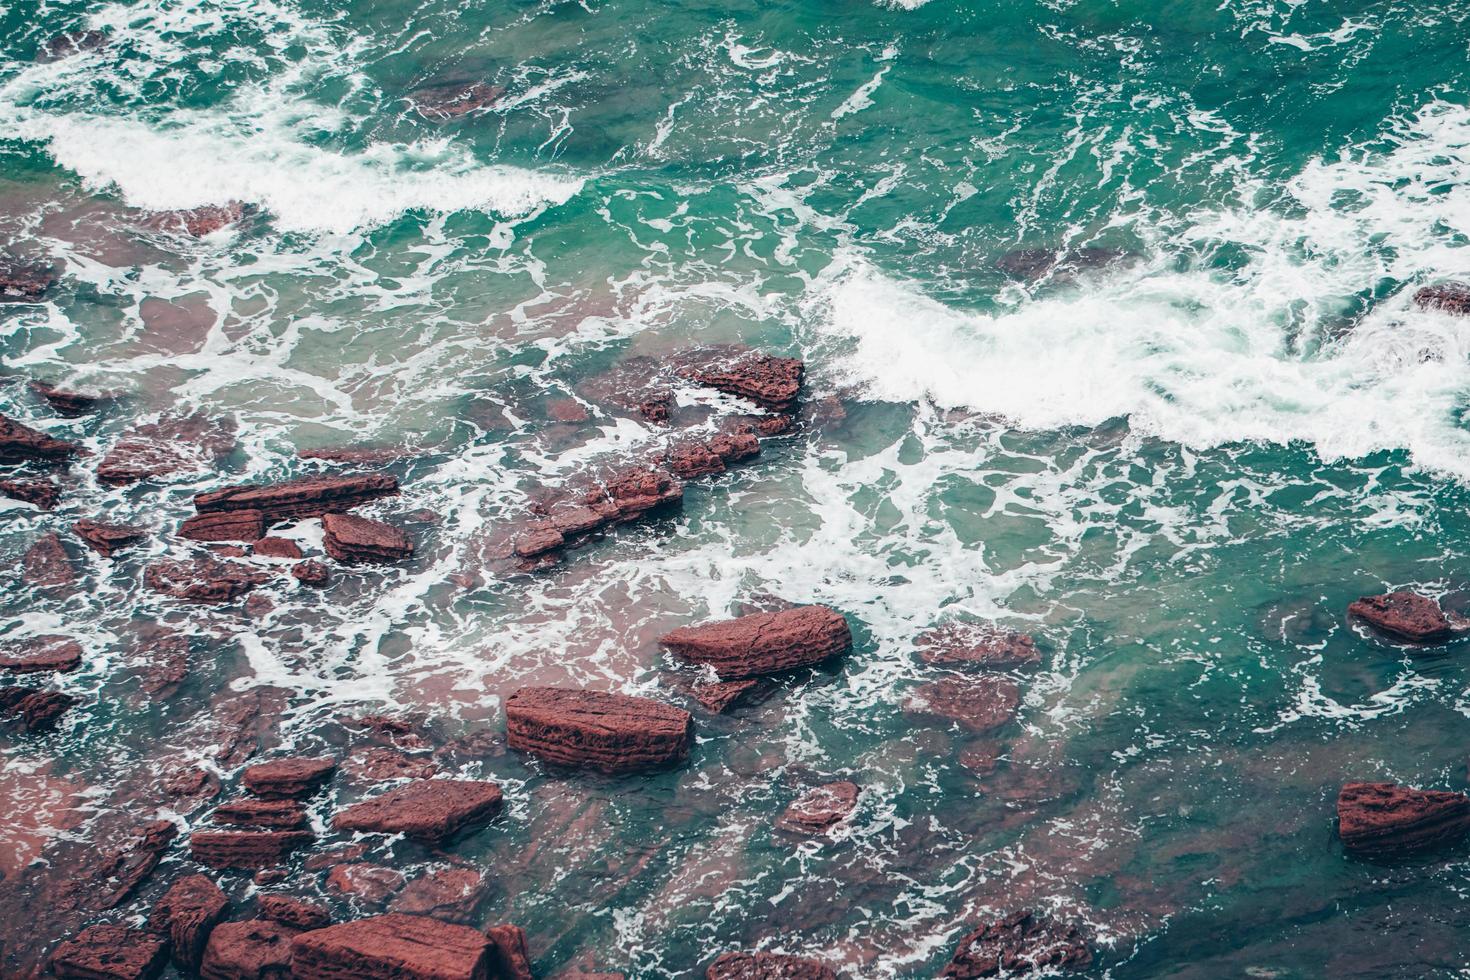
[49,924,166,980]
[322,513,414,564]
[916,624,1040,669]
[180,510,266,543]
[692,679,760,714]
[194,473,398,522]
[513,466,684,560]
[706,952,838,979]
[96,413,235,484]
[1,477,61,509]
[0,413,80,463]
[297,445,410,465]
[72,519,147,558]
[190,830,313,869]
[0,260,56,300]
[30,380,105,417]
[507,686,693,773]
[144,558,269,603]
[660,605,852,680]
[242,756,337,798]
[36,29,108,62]
[775,781,859,835]
[0,685,78,731]
[150,874,229,970]
[486,924,534,980]
[941,910,1090,977]
[290,913,491,980]
[1414,283,1470,316]
[1348,591,1465,644]
[1337,781,1470,859]
[679,349,804,413]
[667,430,760,479]
[389,867,488,924]
[23,531,76,589]
[258,895,330,931]
[906,676,1021,734]
[252,537,302,559]
[332,779,503,845]
[200,919,299,980]
[293,560,330,586]
[0,635,81,674]
[409,80,506,120]
[213,799,308,830]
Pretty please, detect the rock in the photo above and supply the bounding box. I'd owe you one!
[0,635,81,674]
[639,391,673,423]
[257,895,330,931]
[72,519,147,558]
[147,202,251,237]
[252,537,302,559]
[303,845,367,871]
[96,413,235,484]
[326,863,406,905]
[200,919,298,980]
[667,430,760,479]
[409,80,506,120]
[751,413,793,436]
[99,820,178,907]
[297,445,410,465]
[1337,781,1470,860]
[0,685,78,731]
[1414,283,1470,315]
[0,413,80,463]
[0,477,60,509]
[180,510,267,543]
[941,910,1091,977]
[190,830,313,870]
[49,924,166,980]
[660,605,852,680]
[30,380,105,417]
[706,952,838,979]
[775,781,859,835]
[23,531,75,589]
[995,246,1125,283]
[144,557,269,603]
[332,778,503,845]
[36,29,108,62]
[242,756,336,798]
[906,677,1020,734]
[345,747,439,783]
[600,466,684,522]
[916,624,1041,669]
[692,679,760,714]
[390,867,488,924]
[150,873,229,970]
[322,512,414,564]
[0,260,56,300]
[514,527,565,559]
[1348,591,1465,644]
[486,924,533,980]
[292,560,330,586]
[290,913,491,979]
[679,349,804,413]
[547,399,590,423]
[213,799,308,830]
[195,473,398,523]
[506,686,693,774]
[137,628,189,697]
[958,745,1002,775]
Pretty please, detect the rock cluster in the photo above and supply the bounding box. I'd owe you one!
[1347,591,1465,644]
[1337,781,1470,860]
[660,605,852,679]
[97,413,236,484]
[706,951,839,979]
[506,687,693,773]
[1414,282,1470,315]
[678,350,804,413]
[1,685,78,730]
[514,466,683,560]
[149,874,228,970]
[941,910,1091,977]
[667,429,760,479]
[144,557,269,603]
[0,260,57,299]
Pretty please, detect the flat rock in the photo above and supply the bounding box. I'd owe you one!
[322,512,413,564]
[149,873,229,970]
[257,895,330,931]
[144,558,269,603]
[290,912,491,980]
[213,799,308,830]
[252,536,302,559]
[200,919,299,980]
[775,781,859,835]
[50,924,166,980]
[190,830,313,870]
[916,624,1041,669]
[679,349,805,413]
[941,910,1090,977]
[332,779,503,845]
[72,518,147,558]
[98,820,178,907]
[661,605,852,680]
[506,686,693,774]
[242,756,337,798]
[1338,781,1470,860]
[194,473,398,522]
[23,531,76,589]
[96,413,235,484]
[409,80,506,120]
[180,510,266,543]
[706,952,839,979]
[0,477,60,509]
[31,380,105,417]
[293,560,330,586]
[326,863,406,905]
[390,868,489,924]
[1348,591,1464,644]
[906,676,1021,734]
[0,413,79,463]
[1414,283,1470,315]
[0,635,82,674]
[693,679,760,714]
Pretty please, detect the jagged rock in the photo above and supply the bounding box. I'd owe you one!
[150,873,229,970]
[36,29,108,62]
[200,919,298,980]
[1414,283,1470,315]
[775,781,859,835]
[144,558,268,603]
[213,799,308,830]
[49,924,166,980]
[252,537,302,559]
[322,513,413,564]
[190,830,313,870]
[660,605,852,680]
[0,413,79,463]
[332,779,503,845]
[290,913,491,979]
[345,747,438,783]
[72,519,147,558]
[941,910,1091,977]
[180,510,266,543]
[194,473,398,522]
[242,757,336,799]
[486,924,533,980]
[514,466,684,560]
[389,867,489,924]
[639,391,673,423]
[0,685,78,731]
[297,445,410,465]
[506,686,693,774]
[96,413,235,484]
[146,202,251,237]
[23,531,75,589]
[326,863,406,905]
[667,430,760,479]
[1348,591,1465,644]
[1337,781,1470,859]
[906,677,1020,734]
[292,560,330,586]
[0,260,56,300]
[30,380,105,417]
[409,80,506,120]
[0,477,60,509]
[258,895,330,930]
[99,820,178,907]
[750,413,793,436]
[0,635,81,674]
[514,527,565,559]
[916,624,1041,669]
[679,349,804,412]
[693,679,759,713]
[706,951,838,979]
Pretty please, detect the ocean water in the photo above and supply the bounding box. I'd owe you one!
[5,0,1470,976]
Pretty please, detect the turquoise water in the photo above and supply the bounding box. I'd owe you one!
[6,0,1470,976]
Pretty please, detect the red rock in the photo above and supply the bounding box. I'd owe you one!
[775,781,859,834]
[666,430,759,479]
[213,799,308,830]
[1337,781,1470,859]
[332,779,503,845]
[147,201,251,237]
[30,380,105,417]
[322,512,413,564]
[0,477,60,509]
[242,757,336,798]
[599,466,683,521]
[326,863,406,905]
[941,910,1091,977]
[96,413,235,484]
[1414,283,1470,315]
[297,445,409,465]
[36,29,108,62]
[514,527,565,559]
[99,820,178,907]
[72,518,147,558]
[137,629,188,697]
[679,349,804,412]
[409,80,506,120]
[706,952,838,979]
[906,677,1020,734]
[639,391,673,423]
[304,845,368,871]
[23,531,75,588]
[49,924,166,980]
[190,830,313,869]
[180,510,267,543]
[258,895,330,930]
[958,745,1001,775]
[290,913,492,979]
[506,686,693,774]
[390,868,488,924]
[346,747,439,782]
[165,766,221,801]
[200,919,298,980]
[660,605,852,680]
[0,634,81,674]
[144,558,268,603]
[916,624,1041,669]
[292,560,330,586]
[693,679,759,713]
[252,537,301,559]
[751,414,793,436]
[194,473,398,522]
[150,873,229,970]
[255,869,289,886]
[548,399,590,422]
[1348,591,1464,644]
[0,685,78,731]
[486,924,533,980]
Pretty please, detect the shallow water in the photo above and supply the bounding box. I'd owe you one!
[6,0,1470,976]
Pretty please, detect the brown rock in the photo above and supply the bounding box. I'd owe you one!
[1348,591,1464,644]
[660,605,852,680]
[147,201,251,238]
[257,895,330,931]
[23,531,75,588]
[252,537,302,559]
[96,413,235,484]
[72,518,147,558]
[242,756,336,799]
[693,679,759,714]
[679,350,804,412]
[200,919,298,980]
[297,445,409,465]
[190,830,313,870]
[304,845,368,871]
[409,80,506,120]
[390,868,489,924]
[1414,283,1470,315]
[346,747,439,783]
[0,413,79,463]
[0,635,81,674]
[941,910,1090,977]
[332,779,503,845]
[486,924,533,980]
[916,624,1041,669]
[194,473,398,522]
[639,391,673,423]
[326,863,406,905]
[213,799,308,830]
[506,686,693,774]
[144,558,268,603]
[180,510,267,543]
[0,477,60,509]
[1337,781,1470,860]
[514,527,565,559]
[31,380,105,417]
[150,873,229,970]
[666,430,759,480]
[599,466,683,521]
[292,560,330,586]
[706,951,838,979]
[50,924,166,980]
[775,781,859,835]
[290,913,491,979]
[99,820,178,907]
[751,414,793,436]
[0,685,78,731]
[906,676,1020,734]
[322,512,413,564]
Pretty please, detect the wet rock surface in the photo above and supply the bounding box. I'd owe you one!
[326,863,407,905]
[706,951,839,979]
[180,510,267,543]
[293,560,330,586]
[195,473,398,522]
[1414,282,1470,315]
[30,380,106,417]
[149,873,229,970]
[409,80,506,119]
[0,413,80,463]
[916,624,1041,669]
[72,518,147,558]
[1337,781,1470,860]
[692,679,760,714]
[678,348,805,413]
[190,830,313,869]
[941,910,1091,977]
[242,756,337,798]
[23,531,76,589]
[322,512,414,564]
[36,29,108,62]
[514,466,685,561]
[333,778,503,845]
[906,676,1021,734]
[389,867,489,924]
[775,781,860,835]
[661,605,852,679]
[252,536,302,559]
[1,685,78,731]
[258,895,330,931]
[49,923,166,980]
[96,413,236,484]
[0,634,82,674]
[506,686,694,773]
[0,260,57,300]
[0,476,61,509]
[213,798,309,830]
[144,557,269,603]
[1348,591,1465,644]
[200,918,299,980]
[486,923,534,980]
[290,912,491,980]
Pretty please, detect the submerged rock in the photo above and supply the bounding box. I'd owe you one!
[0,685,78,731]
[290,913,491,980]
[213,799,308,830]
[667,429,761,479]
[506,686,694,773]
[326,863,406,905]
[409,80,506,120]
[242,756,337,799]
[96,413,236,485]
[906,676,1021,734]
[514,466,684,560]
[252,536,302,559]
[23,531,76,589]
[144,558,269,603]
[660,605,852,680]
[146,201,251,237]
[389,867,489,924]
[679,349,805,413]
[0,413,80,463]
[257,894,330,930]
[1414,282,1470,315]
[194,473,398,522]
[99,820,178,907]
[292,559,330,586]
[332,778,503,845]
[149,873,229,971]
[486,924,534,980]
[0,477,61,510]
[49,924,166,980]
[775,781,860,835]
[0,260,56,300]
[0,635,82,674]
[916,624,1041,669]
[190,830,313,869]
[200,918,299,980]
[180,510,266,543]
[1337,781,1470,860]
[72,518,147,558]
[941,910,1091,977]
[706,951,839,979]
[322,512,414,564]
[1348,591,1465,644]
[30,380,106,417]
[36,29,108,62]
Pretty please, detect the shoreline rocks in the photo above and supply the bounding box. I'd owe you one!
[144,557,268,603]
[660,605,852,680]
[678,349,804,413]
[1414,282,1470,315]
[180,510,266,543]
[667,429,760,479]
[322,512,414,564]
[194,473,398,523]
[941,910,1091,977]
[96,413,235,484]
[49,924,165,980]
[201,918,299,979]
[0,635,81,674]
[30,380,105,417]
[1348,591,1466,644]
[23,532,76,589]
[290,913,491,979]
[332,779,504,845]
[707,952,839,979]
[514,466,684,561]
[213,799,308,830]
[1,477,61,510]
[0,413,80,463]
[775,781,859,835]
[1337,781,1470,860]
[149,873,228,971]
[0,261,56,300]
[506,687,694,774]
[190,829,313,869]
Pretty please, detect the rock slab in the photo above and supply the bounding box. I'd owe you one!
[506,686,693,774]
[242,756,337,798]
[290,912,491,980]
[322,512,414,564]
[1348,591,1463,644]
[1337,781,1470,859]
[149,873,228,970]
[941,910,1091,978]
[660,605,852,680]
[332,779,503,845]
[50,924,167,980]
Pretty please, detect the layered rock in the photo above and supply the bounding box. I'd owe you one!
[486,924,534,980]
[190,830,313,869]
[322,513,414,564]
[49,924,166,980]
[200,919,299,980]
[144,558,268,603]
[72,519,147,558]
[1337,781,1470,859]
[96,413,235,484]
[180,510,266,543]
[660,605,852,680]
[775,781,859,835]
[258,895,330,930]
[0,477,60,509]
[1348,591,1464,644]
[667,430,761,479]
[692,679,760,714]
[679,349,804,413]
[98,820,178,907]
[514,466,684,560]
[149,873,229,971]
[293,560,330,586]
[0,635,81,674]
[906,676,1020,734]
[409,80,506,120]
[242,756,337,798]
[506,687,693,774]
[1414,283,1470,315]
[941,910,1090,977]
[706,952,839,979]
[290,913,491,980]
[916,624,1041,669]
[332,779,503,846]
[390,867,489,924]
[194,473,398,522]
[213,799,308,830]
[0,413,80,463]
[0,685,78,731]
[253,536,302,559]
[23,531,76,589]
